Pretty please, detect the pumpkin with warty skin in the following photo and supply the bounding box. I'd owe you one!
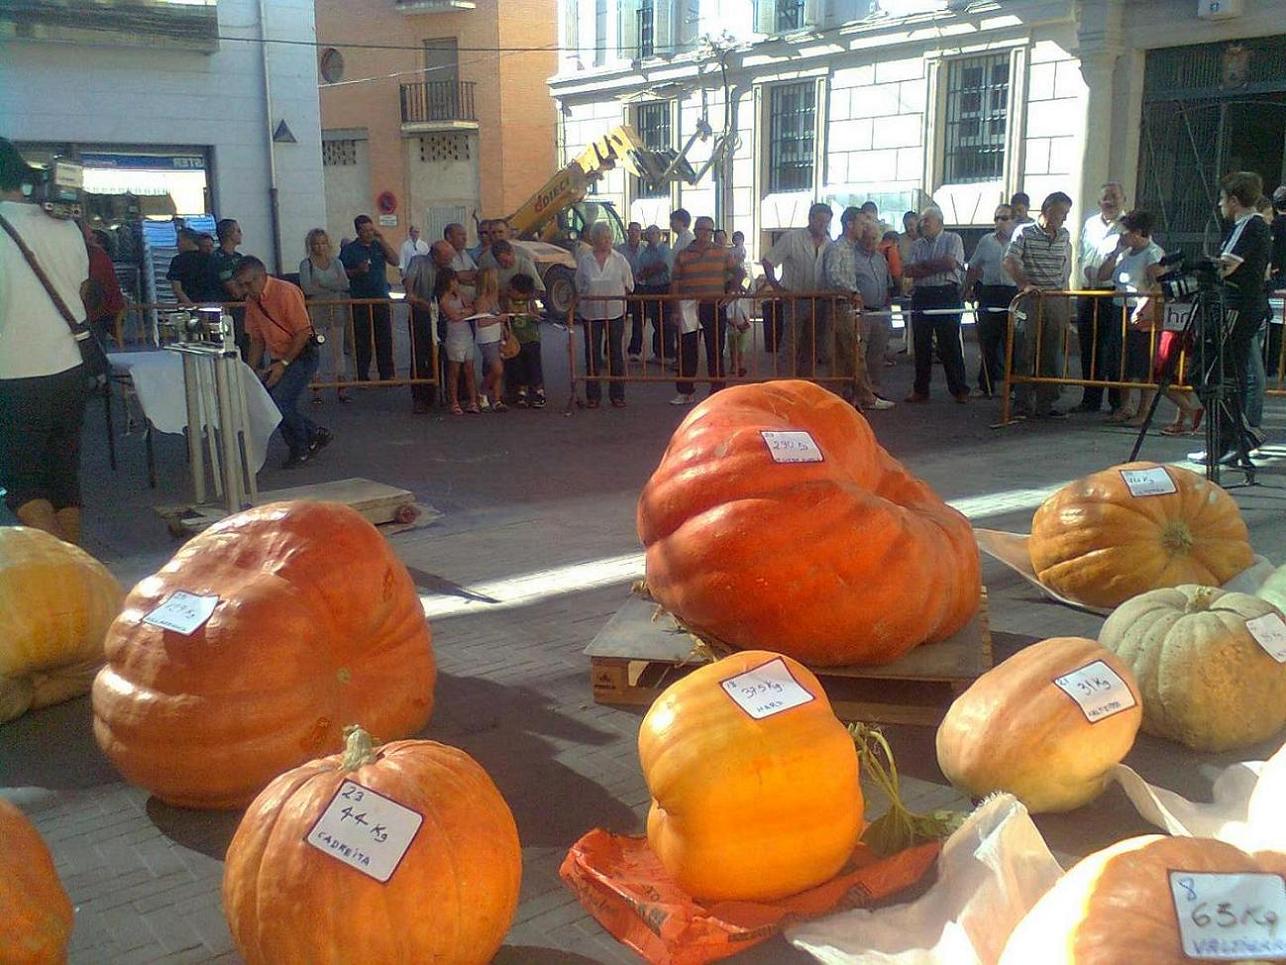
[0,798,74,964]
[0,527,124,722]
[637,380,979,667]
[1028,461,1252,608]
[92,501,435,809]
[999,835,1286,965]
[639,649,864,901]
[1098,585,1286,752]
[224,726,521,965]
[936,636,1142,813]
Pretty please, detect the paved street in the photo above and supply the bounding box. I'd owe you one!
[3,340,1285,963]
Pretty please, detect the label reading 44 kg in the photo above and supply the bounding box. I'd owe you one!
[1120,466,1178,497]
[1168,871,1286,960]
[761,430,824,463]
[306,781,423,883]
[721,657,815,720]
[1052,660,1137,723]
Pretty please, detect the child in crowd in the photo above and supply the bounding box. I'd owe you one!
[725,285,753,378]
[505,273,546,408]
[435,267,480,415]
[472,268,508,412]
[730,230,747,267]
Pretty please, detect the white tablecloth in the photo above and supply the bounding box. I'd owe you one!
[108,350,281,471]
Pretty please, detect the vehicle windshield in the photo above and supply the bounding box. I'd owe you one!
[568,202,624,245]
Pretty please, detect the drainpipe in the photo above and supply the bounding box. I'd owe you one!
[723,73,750,248]
[258,0,283,274]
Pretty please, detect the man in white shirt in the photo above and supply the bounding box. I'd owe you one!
[904,206,968,402]
[1075,181,1125,413]
[399,226,429,277]
[964,204,1020,397]
[575,222,634,408]
[762,202,833,376]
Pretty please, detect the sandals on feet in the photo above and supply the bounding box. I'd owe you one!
[450,403,464,416]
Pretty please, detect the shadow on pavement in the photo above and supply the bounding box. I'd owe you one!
[146,797,243,859]
[0,695,119,790]
[495,947,603,964]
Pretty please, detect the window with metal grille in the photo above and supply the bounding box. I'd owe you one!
[768,82,816,193]
[639,0,655,58]
[776,0,805,31]
[942,52,1010,183]
[418,134,471,163]
[634,101,671,198]
[322,139,358,166]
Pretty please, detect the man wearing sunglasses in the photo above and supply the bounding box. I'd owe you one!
[964,204,1019,398]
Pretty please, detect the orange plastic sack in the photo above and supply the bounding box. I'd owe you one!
[560,830,940,965]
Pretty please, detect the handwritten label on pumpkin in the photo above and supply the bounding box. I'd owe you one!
[141,591,219,635]
[306,780,423,883]
[721,657,815,720]
[1168,871,1286,959]
[1052,660,1136,723]
[1120,466,1177,498]
[761,430,823,464]
[1246,613,1286,663]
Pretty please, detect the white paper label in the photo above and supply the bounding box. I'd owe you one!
[306,780,423,883]
[1168,871,1286,959]
[1163,300,1196,334]
[1121,466,1178,497]
[142,591,219,635]
[761,430,823,464]
[1246,613,1286,663]
[1052,660,1137,723]
[721,657,815,720]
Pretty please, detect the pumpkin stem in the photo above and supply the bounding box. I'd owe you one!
[1187,585,1219,612]
[1160,520,1195,556]
[340,725,379,771]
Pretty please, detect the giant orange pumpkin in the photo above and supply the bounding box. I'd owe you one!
[0,798,74,964]
[224,725,521,965]
[1028,461,1252,608]
[637,380,979,666]
[92,501,435,809]
[639,649,864,901]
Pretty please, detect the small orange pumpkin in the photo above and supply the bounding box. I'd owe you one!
[0,798,74,964]
[223,726,521,965]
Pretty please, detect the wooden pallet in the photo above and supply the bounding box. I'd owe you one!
[585,590,992,726]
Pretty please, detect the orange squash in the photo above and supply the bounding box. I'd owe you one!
[639,649,864,901]
[1028,461,1252,608]
[0,798,74,964]
[224,726,521,965]
[637,380,979,666]
[936,637,1142,813]
[999,835,1286,964]
[92,501,435,809]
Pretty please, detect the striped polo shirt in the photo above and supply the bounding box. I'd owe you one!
[672,243,740,299]
[1006,222,1071,289]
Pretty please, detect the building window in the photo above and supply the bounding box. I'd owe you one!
[942,52,1010,183]
[594,0,608,67]
[639,0,655,58]
[768,82,815,193]
[634,101,671,198]
[322,139,358,166]
[775,0,805,31]
[418,134,471,163]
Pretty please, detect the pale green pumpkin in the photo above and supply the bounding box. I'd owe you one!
[1256,563,1286,613]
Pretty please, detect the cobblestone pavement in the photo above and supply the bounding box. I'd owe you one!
[3,337,1284,963]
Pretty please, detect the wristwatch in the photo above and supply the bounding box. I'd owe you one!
[278,358,291,368]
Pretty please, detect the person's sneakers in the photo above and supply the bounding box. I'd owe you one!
[283,451,309,470]
[530,390,547,409]
[1033,409,1068,420]
[869,397,895,410]
[669,394,695,406]
[904,392,929,403]
[628,352,642,363]
[514,390,529,408]
[308,428,332,454]
[478,395,492,412]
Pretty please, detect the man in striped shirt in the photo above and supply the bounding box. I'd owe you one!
[670,216,745,404]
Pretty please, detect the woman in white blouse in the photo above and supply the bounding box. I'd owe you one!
[575,222,634,408]
[299,228,351,402]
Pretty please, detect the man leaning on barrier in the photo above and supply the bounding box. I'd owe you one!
[1075,181,1126,414]
[904,206,969,404]
[762,202,833,377]
[822,209,894,411]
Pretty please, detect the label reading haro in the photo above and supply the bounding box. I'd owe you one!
[721,657,815,720]
[306,780,423,883]
[761,430,824,464]
[1052,660,1136,723]
[142,591,219,635]
[1121,466,1178,498]
[1168,871,1286,960]
[1246,613,1286,664]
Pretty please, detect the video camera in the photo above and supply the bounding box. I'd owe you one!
[27,157,85,220]
[161,307,233,346]
[1156,250,1221,301]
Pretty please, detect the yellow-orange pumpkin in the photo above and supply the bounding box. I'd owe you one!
[936,637,1142,813]
[92,501,435,809]
[224,726,521,965]
[638,649,864,901]
[637,380,979,666]
[0,798,74,964]
[1028,461,1252,608]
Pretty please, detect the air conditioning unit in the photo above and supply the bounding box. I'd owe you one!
[1197,0,1242,20]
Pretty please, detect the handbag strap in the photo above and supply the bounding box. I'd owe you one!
[0,211,83,331]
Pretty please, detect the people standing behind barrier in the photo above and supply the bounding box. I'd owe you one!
[168,227,222,308]
[1009,192,1033,225]
[667,209,694,267]
[471,268,508,412]
[713,228,729,249]
[299,228,352,404]
[1075,182,1126,414]
[505,273,546,408]
[636,225,672,364]
[671,216,745,406]
[212,218,246,353]
[1004,192,1074,420]
[617,222,647,362]
[403,240,455,415]
[1096,209,1164,428]
[904,206,968,404]
[575,223,633,409]
[896,211,919,299]
[435,267,480,415]
[964,204,1020,398]
[399,226,429,278]
[878,230,903,299]
[340,215,397,383]
[822,210,890,412]
[485,239,545,300]
[762,203,833,377]
[445,223,478,280]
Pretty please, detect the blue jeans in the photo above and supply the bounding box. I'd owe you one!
[1244,320,1266,428]
[269,347,320,457]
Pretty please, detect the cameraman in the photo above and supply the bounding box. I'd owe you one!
[0,138,91,544]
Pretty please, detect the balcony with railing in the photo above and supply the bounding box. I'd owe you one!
[394,0,476,12]
[399,81,478,131]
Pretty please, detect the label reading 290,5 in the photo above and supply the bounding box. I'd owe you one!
[761,430,824,463]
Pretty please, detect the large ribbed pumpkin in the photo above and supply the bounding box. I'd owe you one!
[637,380,979,666]
[224,726,521,965]
[1028,461,1252,608]
[1099,585,1286,752]
[0,527,123,722]
[92,501,435,809]
[999,835,1286,965]
[639,649,864,901]
[936,637,1142,813]
[0,798,74,964]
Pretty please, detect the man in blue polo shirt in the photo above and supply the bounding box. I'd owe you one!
[340,214,398,381]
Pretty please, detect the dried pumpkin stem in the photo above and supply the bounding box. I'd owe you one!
[340,725,379,771]
[1160,520,1195,555]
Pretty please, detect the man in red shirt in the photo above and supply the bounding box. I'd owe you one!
[232,257,331,468]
